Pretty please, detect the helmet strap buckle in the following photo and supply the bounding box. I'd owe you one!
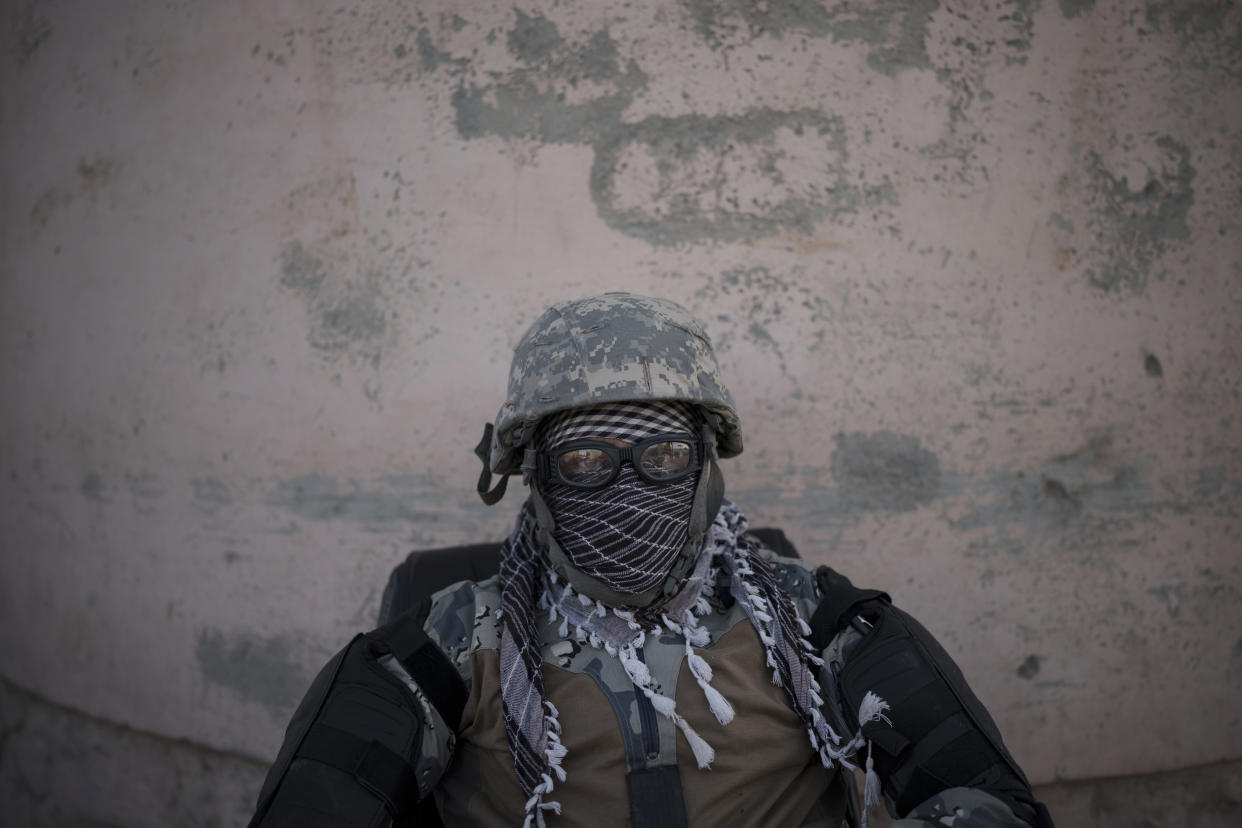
[474,423,511,505]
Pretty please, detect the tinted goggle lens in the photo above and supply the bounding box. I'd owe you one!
[557,447,615,486]
[551,438,698,487]
[637,440,693,480]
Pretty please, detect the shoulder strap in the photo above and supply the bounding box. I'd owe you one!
[806,565,890,652]
[369,599,468,731]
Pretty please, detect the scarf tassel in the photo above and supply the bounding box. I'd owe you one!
[860,741,882,828]
[674,714,715,768]
[619,644,653,687]
[647,691,676,717]
[687,652,713,682]
[864,743,882,806]
[698,678,735,725]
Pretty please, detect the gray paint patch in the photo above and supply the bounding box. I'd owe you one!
[686,0,936,75]
[739,440,1240,557]
[507,10,563,64]
[266,474,457,536]
[451,18,640,142]
[80,472,106,502]
[196,628,314,718]
[825,0,940,75]
[1145,2,1242,78]
[76,157,121,193]
[1146,581,1241,620]
[1192,466,1228,502]
[451,21,645,145]
[278,241,391,366]
[951,447,1242,559]
[1017,654,1042,679]
[29,157,121,238]
[576,29,626,84]
[279,240,327,294]
[1048,212,1074,232]
[592,109,858,245]
[415,27,454,73]
[1146,2,1237,36]
[1039,476,1082,520]
[1082,136,1195,292]
[452,70,643,144]
[951,434,1150,548]
[687,0,834,45]
[313,280,387,356]
[688,265,871,373]
[15,5,53,66]
[29,186,73,236]
[193,477,233,508]
[830,431,941,513]
[996,0,1039,59]
[1058,0,1097,18]
[446,17,889,246]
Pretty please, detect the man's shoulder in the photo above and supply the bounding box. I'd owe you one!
[424,574,503,669]
[749,537,822,610]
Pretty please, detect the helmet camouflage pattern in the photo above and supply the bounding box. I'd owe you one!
[489,292,742,475]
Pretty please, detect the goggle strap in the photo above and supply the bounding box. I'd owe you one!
[701,420,719,462]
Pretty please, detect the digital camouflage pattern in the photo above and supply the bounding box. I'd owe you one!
[377,654,457,800]
[489,293,743,475]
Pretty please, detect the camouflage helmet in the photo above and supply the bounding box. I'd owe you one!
[488,292,742,477]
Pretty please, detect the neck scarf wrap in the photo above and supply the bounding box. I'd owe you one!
[498,403,891,827]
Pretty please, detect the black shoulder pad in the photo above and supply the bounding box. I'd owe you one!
[807,565,890,652]
[248,607,467,828]
[834,600,1049,827]
[368,600,468,731]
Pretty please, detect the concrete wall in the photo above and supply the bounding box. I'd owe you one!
[2,1,1240,825]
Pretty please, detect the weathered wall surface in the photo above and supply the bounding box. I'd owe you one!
[2,0,1239,825]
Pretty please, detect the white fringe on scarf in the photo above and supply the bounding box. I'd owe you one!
[523,507,893,826]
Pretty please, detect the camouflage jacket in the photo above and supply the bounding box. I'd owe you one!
[402,546,1032,828]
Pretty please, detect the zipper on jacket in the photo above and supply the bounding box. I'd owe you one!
[634,646,660,761]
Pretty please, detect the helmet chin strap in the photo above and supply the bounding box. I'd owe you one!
[526,422,726,610]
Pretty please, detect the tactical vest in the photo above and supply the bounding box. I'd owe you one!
[249,541,1051,828]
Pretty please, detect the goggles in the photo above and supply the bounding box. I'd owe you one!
[539,434,702,489]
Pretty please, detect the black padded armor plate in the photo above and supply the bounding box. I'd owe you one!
[248,604,466,828]
[810,566,1051,827]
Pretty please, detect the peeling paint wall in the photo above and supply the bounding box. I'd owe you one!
[2,0,1240,825]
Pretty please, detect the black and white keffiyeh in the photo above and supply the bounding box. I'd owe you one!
[497,402,890,827]
[536,401,699,448]
[538,401,699,598]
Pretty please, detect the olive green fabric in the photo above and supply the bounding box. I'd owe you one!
[420,554,1036,828]
[438,626,843,828]
[438,650,639,827]
[673,622,844,828]
[428,554,847,828]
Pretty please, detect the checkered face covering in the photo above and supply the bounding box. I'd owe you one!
[536,401,701,597]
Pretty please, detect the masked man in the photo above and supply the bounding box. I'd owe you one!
[249,293,1053,828]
